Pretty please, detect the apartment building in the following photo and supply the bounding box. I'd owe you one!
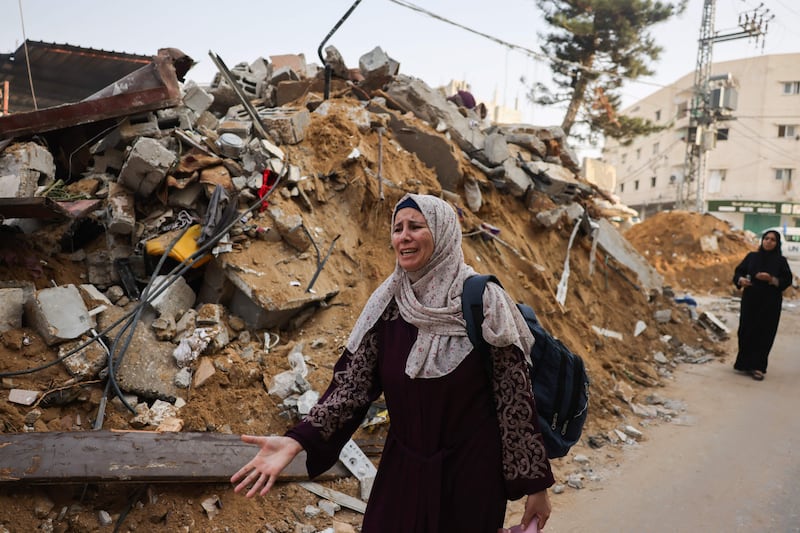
[602,53,800,234]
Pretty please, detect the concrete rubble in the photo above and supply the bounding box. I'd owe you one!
[0,40,757,532]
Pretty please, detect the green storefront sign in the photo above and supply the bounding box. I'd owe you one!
[707,200,800,216]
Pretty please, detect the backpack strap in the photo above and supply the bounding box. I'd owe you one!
[462,274,502,352]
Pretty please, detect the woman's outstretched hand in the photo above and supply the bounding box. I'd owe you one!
[230,435,303,498]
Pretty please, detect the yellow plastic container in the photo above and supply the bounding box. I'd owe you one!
[145,224,211,268]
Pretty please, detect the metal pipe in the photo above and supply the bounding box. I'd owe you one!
[316,0,364,100]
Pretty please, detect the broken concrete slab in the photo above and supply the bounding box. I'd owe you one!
[384,75,485,156]
[25,285,95,346]
[595,218,664,294]
[521,160,582,204]
[97,306,181,402]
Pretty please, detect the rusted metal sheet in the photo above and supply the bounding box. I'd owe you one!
[0,197,101,220]
[0,431,348,485]
[0,50,182,141]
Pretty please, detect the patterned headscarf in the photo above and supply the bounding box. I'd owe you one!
[345,193,533,378]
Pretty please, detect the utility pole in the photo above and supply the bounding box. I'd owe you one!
[679,0,772,211]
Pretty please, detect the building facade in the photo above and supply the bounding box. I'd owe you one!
[602,53,800,234]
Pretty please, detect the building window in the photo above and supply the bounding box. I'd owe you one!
[636,148,641,160]
[778,125,796,138]
[620,183,625,193]
[634,180,640,190]
[708,169,726,193]
[650,176,656,187]
[652,142,659,155]
[655,110,662,121]
[776,168,793,180]
[676,101,689,119]
[621,153,627,165]
[783,81,800,95]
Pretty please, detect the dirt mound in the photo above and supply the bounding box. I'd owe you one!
[624,210,757,295]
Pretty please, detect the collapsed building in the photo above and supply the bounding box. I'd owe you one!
[0,42,744,531]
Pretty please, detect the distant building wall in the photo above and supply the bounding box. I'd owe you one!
[602,53,800,233]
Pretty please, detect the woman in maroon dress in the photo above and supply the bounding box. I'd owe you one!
[232,193,554,532]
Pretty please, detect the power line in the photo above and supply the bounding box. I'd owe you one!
[387,0,617,79]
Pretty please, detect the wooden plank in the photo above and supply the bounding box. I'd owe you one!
[0,431,348,485]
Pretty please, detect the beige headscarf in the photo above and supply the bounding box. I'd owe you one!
[345,193,534,378]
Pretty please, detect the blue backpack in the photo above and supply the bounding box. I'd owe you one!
[462,275,590,459]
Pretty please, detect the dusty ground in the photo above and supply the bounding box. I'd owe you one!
[0,102,784,532]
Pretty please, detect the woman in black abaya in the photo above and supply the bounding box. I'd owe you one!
[732,230,793,380]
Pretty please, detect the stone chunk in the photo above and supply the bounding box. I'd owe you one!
[0,288,25,333]
[148,275,197,321]
[8,388,39,406]
[59,337,108,379]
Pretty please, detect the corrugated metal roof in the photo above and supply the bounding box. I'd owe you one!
[0,40,152,113]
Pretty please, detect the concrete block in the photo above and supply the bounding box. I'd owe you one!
[218,120,252,139]
[269,53,308,76]
[107,182,136,235]
[148,275,196,321]
[167,181,205,209]
[195,110,219,131]
[25,285,95,346]
[182,80,214,114]
[156,107,193,130]
[118,137,176,196]
[87,243,131,289]
[358,46,399,89]
[271,66,300,85]
[229,105,310,145]
[0,142,55,197]
[0,288,25,333]
[119,113,161,142]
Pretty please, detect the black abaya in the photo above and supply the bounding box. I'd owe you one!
[732,248,793,373]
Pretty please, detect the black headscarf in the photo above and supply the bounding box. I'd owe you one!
[754,230,785,274]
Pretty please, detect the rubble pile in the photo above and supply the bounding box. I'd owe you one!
[1,45,730,532]
[624,210,796,296]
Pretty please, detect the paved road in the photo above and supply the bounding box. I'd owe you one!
[544,298,800,533]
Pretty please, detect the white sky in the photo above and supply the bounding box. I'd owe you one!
[2,0,799,155]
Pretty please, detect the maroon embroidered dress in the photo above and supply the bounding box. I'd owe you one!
[287,302,554,533]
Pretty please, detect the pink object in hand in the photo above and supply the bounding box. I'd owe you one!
[498,517,539,533]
